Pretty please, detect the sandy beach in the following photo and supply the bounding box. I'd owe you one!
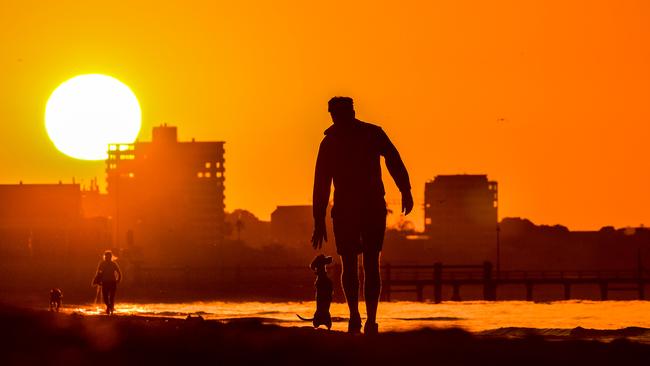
[2,303,650,366]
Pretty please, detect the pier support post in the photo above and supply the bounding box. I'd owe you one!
[416,285,424,302]
[451,283,461,301]
[638,249,645,300]
[483,261,496,301]
[564,283,571,300]
[434,262,442,304]
[599,281,608,301]
[525,282,533,301]
[639,282,645,300]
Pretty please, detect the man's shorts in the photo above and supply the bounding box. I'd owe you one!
[332,210,387,256]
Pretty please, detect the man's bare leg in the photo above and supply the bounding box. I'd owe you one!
[341,254,361,332]
[363,250,381,326]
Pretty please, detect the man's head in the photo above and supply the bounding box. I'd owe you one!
[328,96,355,125]
[104,250,113,261]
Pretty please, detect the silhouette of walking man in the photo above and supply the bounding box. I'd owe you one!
[312,97,412,334]
[94,250,122,315]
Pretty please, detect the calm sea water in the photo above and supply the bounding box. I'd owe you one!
[67,300,650,337]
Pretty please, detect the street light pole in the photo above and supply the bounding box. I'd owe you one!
[496,223,501,277]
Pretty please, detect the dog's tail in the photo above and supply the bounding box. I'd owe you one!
[296,314,314,321]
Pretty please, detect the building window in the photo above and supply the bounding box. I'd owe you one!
[205,172,211,178]
[216,172,222,178]
[197,172,204,178]
[215,162,221,168]
[425,218,432,225]
[205,162,211,168]
[128,172,135,178]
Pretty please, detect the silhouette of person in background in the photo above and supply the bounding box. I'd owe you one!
[49,288,63,312]
[312,96,413,334]
[95,250,122,315]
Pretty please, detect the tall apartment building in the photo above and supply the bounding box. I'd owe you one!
[424,175,498,262]
[106,125,225,264]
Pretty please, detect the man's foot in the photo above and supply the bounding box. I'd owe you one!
[348,314,362,334]
[364,322,378,335]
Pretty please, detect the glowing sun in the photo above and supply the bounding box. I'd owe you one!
[45,74,141,160]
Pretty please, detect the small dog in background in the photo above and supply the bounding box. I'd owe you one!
[49,288,62,312]
[297,254,333,329]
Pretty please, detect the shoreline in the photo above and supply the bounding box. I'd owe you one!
[58,299,650,337]
[62,302,650,344]
[2,304,650,365]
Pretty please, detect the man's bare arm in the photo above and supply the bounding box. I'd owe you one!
[312,139,332,248]
[378,128,413,214]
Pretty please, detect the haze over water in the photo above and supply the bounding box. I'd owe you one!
[69,300,650,339]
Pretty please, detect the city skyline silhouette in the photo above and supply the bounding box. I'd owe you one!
[2,121,648,305]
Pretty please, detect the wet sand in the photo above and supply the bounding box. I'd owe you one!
[2,304,650,366]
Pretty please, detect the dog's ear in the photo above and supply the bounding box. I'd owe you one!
[310,258,319,271]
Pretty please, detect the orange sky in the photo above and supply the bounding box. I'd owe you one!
[1,0,648,230]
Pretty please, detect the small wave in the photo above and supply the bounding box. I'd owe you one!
[221,317,296,324]
[396,317,464,321]
[479,326,650,341]
[479,327,572,338]
[569,326,650,338]
[153,311,186,316]
[251,311,282,315]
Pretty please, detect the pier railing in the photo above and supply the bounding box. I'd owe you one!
[381,262,650,302]
[131,262,650,302]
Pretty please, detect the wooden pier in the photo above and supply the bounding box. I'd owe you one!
[381,262,650,302]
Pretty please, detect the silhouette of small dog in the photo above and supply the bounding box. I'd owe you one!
[297,255,333,329]
[49,288,62,312]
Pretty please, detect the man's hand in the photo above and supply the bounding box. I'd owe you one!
[401,190,414,215]
[311,220,328,250]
